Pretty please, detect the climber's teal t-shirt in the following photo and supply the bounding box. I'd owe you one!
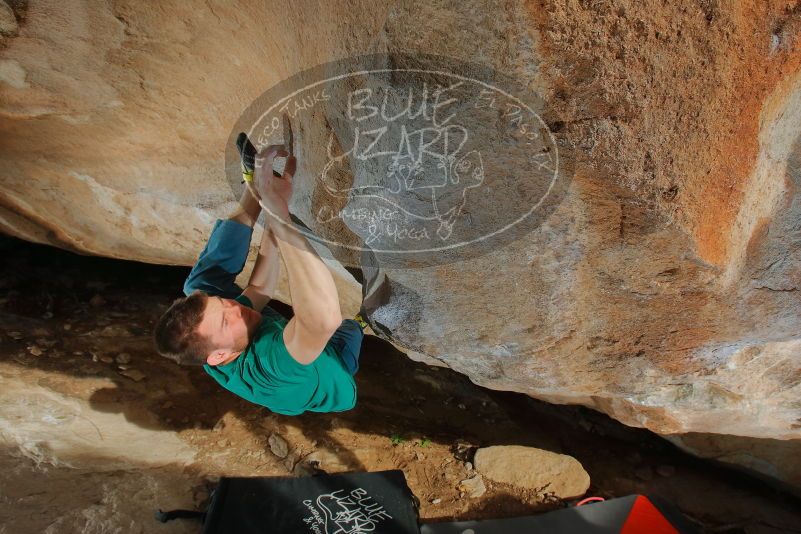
[203,295,357,415]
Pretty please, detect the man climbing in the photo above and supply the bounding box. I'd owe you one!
[153,140,368,415]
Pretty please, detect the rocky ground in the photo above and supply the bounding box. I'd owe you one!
[0,235,800,533]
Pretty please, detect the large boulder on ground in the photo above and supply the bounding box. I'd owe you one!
[474,445,590,500]
[1,0,801,490]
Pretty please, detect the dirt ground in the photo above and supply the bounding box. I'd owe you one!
[1,235,801,533]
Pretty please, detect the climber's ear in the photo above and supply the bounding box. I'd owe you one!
[206,349,231,366]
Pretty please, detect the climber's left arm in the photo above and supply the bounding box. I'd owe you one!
[228,184,262,228]
[182,188,261,299]
[240,226,281,313]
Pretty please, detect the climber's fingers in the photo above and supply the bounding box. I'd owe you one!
[282,156,296,180]
[254,144,288,175]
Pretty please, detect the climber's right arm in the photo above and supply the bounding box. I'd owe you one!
[254,146,342,364]
[271,219,342,364]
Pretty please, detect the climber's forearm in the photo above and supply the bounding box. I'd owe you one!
[240,226,279,312]
[271,217,342,332]
[228,187,261,228]
[249,227,280,292]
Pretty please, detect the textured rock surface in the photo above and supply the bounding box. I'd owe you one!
[474,445,590,499]
[0,362,201,533]
[0,449,199,534]
[0,363,197,469]
[2,0,801,489]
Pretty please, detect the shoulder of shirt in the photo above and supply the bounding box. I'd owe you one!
[234,293,254,309]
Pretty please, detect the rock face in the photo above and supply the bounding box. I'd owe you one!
[0,363,197,469]
[0,449,199,534]
[0,361,201,532]
[2,1,801,489]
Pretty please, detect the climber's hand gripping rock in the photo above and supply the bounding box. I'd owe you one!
[254,144,296,224]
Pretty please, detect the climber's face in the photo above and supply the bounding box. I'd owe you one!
[196,296,261,366]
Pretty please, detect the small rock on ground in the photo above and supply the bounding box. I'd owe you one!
[118,369,146,382]
[268,433,289,459]
[657,465,676,477]
[458,474,486,498]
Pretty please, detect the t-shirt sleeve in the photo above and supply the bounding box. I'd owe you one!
[269,329,317,378]
[243,325,316,384]
[250,330,318,413]
[235,293,254,309]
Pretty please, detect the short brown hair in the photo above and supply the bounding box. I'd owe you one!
[153,290,212,366]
